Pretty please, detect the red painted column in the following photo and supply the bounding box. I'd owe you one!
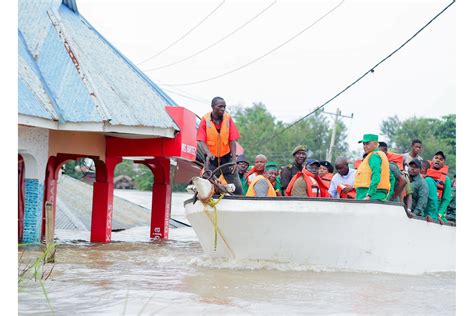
[90,157,121,243]
[141,157,171,240]
[18,155,25,243]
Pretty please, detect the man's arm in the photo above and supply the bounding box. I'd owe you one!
[198,141,214,161]
[438,176,452,219]
[367,153,382,197]
[391,174,407,201]
[328,176,338,198]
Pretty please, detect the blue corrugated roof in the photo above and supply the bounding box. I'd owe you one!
[18,0,179,133]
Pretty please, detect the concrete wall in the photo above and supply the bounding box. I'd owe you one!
[18,125,49,243]
[48,130,106,160]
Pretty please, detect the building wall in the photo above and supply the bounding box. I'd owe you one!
[48,130,106,160]
[18,125,49,243]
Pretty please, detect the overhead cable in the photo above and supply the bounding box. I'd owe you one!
[137,0,226,65]
[157,0,345,86]
[254,0,456,148]
[144,0,277,71]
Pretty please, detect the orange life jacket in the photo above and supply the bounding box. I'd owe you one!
[426,168,447,200]
[246,175,276,197]
[321,173,333,190]
[203,112,231,158]
[354,150,391,191]
[285,168,329,197]
[336,184,356,199]
[245,166,263,183]
[386,152,404,171]
[428,160,449,176]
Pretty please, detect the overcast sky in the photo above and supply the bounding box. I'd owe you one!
[78,0,455,152]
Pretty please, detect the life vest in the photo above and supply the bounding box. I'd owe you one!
[336,184,356,199]
[354,159,362,169]
[426,168,447,200]
[428,160,449,176]
[321,173,333,190]
[354,150,391,191]
[246,175,276,197]
[285,168,329,197]
[203,112,231,158]
[245,166,263,183]
[386,152,404,172]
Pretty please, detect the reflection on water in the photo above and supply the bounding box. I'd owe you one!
[18,227,455,315]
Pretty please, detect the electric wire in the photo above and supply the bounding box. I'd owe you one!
[137,0,226,65]
[158,0,345,86]
[253,0,456,149]
[144,0,277,71]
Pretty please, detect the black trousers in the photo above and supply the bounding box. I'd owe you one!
[207,153,243,195]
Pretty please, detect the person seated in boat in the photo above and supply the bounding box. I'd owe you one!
[403,139,423,171]
[266,161,283,196]
[285,160,329,198]
[245,154,267,184]
[280,145,308,195]
[378,142,408,202]
[197,96,243,195]
[318,160,334,190]
[246,164,279,197]
[404,159,429,218]
[426,151,452,224]
[420,160,430,177]
[236,154,250,195]
[354,134,391,201]
[328,157,356,199]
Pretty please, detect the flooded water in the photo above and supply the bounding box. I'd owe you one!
[18,193,455,315]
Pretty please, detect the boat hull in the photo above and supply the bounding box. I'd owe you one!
[184,196,455,274]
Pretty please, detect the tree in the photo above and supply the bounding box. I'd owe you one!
[231,103,349,167]
[380,114,456,176]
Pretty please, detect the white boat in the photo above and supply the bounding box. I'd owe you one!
[184,195,455,274]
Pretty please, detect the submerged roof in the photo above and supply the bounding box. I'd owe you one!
[18,0,179,137]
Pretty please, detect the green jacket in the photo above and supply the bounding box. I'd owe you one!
[355,149,388,201]
[239,173,249,195]
[424,177,440,218]
[438,176,452,221]
[409,174,428,215]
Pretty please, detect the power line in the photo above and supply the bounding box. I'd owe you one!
[158,0,345,86]
[137,1,226,66]
[162,87,210,105]
[144,0,277,72]
[254,0,455,149]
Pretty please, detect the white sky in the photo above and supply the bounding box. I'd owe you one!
[78,0,455,152]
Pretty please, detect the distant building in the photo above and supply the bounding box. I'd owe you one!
[114,175,135,190]
[18,0,198,243]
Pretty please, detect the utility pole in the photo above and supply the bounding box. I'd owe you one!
[323,108,354,162]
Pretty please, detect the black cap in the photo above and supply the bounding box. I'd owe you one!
[434,151,446,160]
[236,154,249,165]
[319,160,334,173]
[409,159,422,169]
[306,159,320,167]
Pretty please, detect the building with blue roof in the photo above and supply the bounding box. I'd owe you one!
[18,0,198,244]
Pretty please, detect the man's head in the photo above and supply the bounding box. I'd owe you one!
[335,157,349,176]
[305,159,320,177]
[420,160,430,176]
[236,155,249,175]
[358,134,379,154]
[378,141,388,154]
[264,164,279,183]
[408,159,422,177]
[254,154,267,172]
[432,151,446,170]
[292,145,307,166]
[410,139,423,156]
[211,96,226,120]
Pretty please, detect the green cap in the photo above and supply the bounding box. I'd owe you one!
[292,145,307,155]
[358,134,379,143]
[265,162,279,170]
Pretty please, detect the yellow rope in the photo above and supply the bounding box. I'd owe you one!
[207,194,225,251]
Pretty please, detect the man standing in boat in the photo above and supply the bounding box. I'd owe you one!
[378,142,408,202]
[354,134,391,201]
[403,139,423,171]
[280,145,308,195]
[197,96,243,195]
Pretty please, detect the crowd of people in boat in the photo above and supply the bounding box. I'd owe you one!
[198,97,456,225]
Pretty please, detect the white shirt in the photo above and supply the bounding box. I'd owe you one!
[328,168,357,198]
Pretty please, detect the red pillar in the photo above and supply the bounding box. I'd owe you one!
[139,158,171,240]
[90,157,121,243]
[18,155,25,243]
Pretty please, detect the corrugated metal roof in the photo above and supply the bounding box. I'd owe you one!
[18,0,179,136]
